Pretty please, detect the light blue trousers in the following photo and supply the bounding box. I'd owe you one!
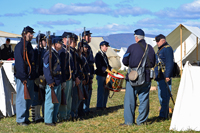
[44,84,61,123]
[124,81,151,125]
[157,79,171,118]
[16,79,34,123]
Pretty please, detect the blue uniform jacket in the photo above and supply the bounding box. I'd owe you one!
[95,50,112,77]
[58,45,74,82]
[14,38,36,82]
[70,47,84,80]
[155,42,174,81]
[83,45,95,80]
[43,48,62,86]
[122,39,156,82]
[34,47,46,78]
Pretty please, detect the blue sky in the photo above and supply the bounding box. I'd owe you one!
[0,0,200,37]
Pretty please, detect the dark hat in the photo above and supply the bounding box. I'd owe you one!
[99,41,110,47]
[78,39,89,48]
[134,29,145,36]
[52,36,63,44]
[22,26,35,34]
[6,38,10,42]
[155,34,166,42]
[36,33,46,43]
[71,33,78,41]
[62,32,72,38]
[82,30,92,37]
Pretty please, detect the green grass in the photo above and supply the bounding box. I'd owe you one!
[0,71,195,132]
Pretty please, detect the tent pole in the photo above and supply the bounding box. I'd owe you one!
[197,37,198,61]
[180,24,182,76]
[184,41,186,56]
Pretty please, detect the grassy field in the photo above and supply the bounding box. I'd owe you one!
[0,70,195,132]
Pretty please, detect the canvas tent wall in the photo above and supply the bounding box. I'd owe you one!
[117,47,127,70]
[0,61,16,117]
[89,37,121,70]
[170,61,200,131]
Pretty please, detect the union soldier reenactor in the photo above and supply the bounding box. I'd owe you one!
[31,33,47,123]
[14,26,36,126]
[58,32,74,121]
[82,30,95,115]
[43,35,63,126]
[95,41,117,110]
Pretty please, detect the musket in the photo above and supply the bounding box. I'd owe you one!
[73,35,84,100]
[47,31,59,104]
[23,29,31,100]
[160,63,175,105]
[36,31,44,101]
[65,35,72,81]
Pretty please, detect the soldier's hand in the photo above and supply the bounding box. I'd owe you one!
[49,82,55,88]
[165,77,170,82]
[82,80,86,85]
[22,80,27,85]
[75,77,81,86]
[62,82,66,90]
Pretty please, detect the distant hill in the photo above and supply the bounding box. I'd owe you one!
[101,33,156,49]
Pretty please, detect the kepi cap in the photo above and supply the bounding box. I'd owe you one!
[134,29,145,36]
[52,36,63,44]
[36,33,46,42]
[155,34,166,42]
[22,26,35,34]
[82,30,92,37]
[99,41,110,47]
[62,32,72,38]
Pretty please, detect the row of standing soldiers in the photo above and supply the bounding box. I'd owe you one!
[14,26,97,126]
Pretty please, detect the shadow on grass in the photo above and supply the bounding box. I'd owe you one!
[147,113,173,125]
[83,104,124,120]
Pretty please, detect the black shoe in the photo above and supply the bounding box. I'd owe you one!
[45,123,56,126]
[119,123,128,126]
[104,107,110,110]
[137,121,147,126]
[157,116,166,121]
[17,122,28,126]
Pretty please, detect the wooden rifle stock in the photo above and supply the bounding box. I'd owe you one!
[82,85,88,99]
[61,89,67,105]
[23,35,31,100]
[47,31,59,104]
[50,86,59,103]
[77,85,84,100]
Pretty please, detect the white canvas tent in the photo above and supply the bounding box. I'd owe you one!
[170,61,200,131]
[0,61,16,117]
[117,47,127,70]
[89,37,121,70]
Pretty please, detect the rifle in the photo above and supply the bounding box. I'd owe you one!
[65,35,72,81]
[35,31,44,101]
[73,35,84,100]
[47,31,59,104]
[23,30,31,100]
[159,63,175,105]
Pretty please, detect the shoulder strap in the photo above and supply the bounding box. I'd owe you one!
[137,44,148,69]
[138,42,151,68]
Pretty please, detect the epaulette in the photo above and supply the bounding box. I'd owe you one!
[164,45,170,48]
